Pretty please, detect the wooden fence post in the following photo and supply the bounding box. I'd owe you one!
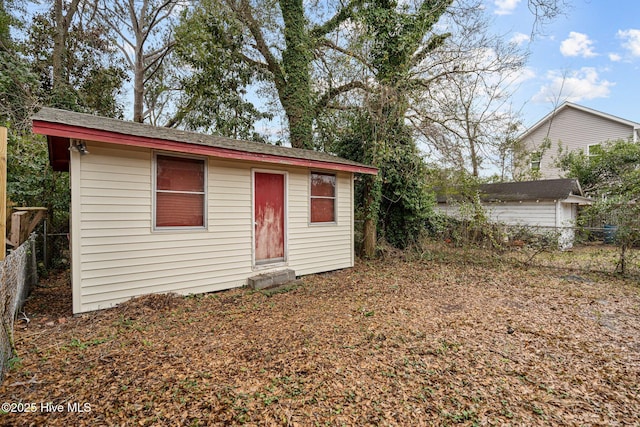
[0,126,7,261]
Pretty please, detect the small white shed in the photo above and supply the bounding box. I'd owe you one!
[437,179,592,249]
[32,108,377,313]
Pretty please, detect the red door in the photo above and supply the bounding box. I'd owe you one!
[254,172,285,264]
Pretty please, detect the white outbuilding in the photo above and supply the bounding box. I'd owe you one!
[436,179,592,249]
[33,108,377,314]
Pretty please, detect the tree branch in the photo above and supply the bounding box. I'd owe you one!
[230,0,286,91]
[310,0,364,41]
[318,39,373,72]
[315,80,370,113]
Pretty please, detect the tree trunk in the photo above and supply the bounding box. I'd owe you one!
[362,174,381,258]
[133,46,145,123]
[284,104,313,149]
[52,0,64,88]
[52,0,81,90]
[469,138,479,177]
[363,217,376,258]
[279,0,313,149]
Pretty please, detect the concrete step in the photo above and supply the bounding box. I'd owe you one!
[248,269,296,290]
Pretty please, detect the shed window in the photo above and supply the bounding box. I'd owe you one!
[155,154,206,228]
[310,172,336,223]
[530,151,541,171]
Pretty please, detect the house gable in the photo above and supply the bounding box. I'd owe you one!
[518,102,640,179]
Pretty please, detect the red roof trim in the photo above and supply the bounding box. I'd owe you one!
[32,121,378,175]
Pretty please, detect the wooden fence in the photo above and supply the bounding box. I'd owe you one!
[0,234,37,382]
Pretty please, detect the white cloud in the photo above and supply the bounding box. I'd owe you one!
[494,0,521,15]
[617,29,640,57]
[560,32,597,58]
[609,53,622,62]
[533,67,613,103]
[510,32,530,46]
[501,66,536,88]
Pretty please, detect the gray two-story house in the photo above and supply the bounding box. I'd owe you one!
[517,102,640,179]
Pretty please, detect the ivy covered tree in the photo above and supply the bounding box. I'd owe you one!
[180,0,368,148]
[331,0,450,256]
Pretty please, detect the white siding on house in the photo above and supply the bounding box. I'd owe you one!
[521,106,636,179]
[436,200,579,248]
[437,201,557,227]
[73,141,354,313]
[288,170,353,275]
[486,202,557,227]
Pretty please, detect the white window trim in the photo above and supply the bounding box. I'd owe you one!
[152,151,208,232]
[530,151,541,171]
[309,171,337,226]
[587,143,602,158]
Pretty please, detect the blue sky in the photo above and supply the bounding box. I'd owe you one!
[490,0,640,128]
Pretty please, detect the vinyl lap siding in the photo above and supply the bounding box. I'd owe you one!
[74,142,354,313]
[288,171,353,275]
[484,202,556,227]
[78,144,254,312]
[522,107,635,179]
[436,202,557,227]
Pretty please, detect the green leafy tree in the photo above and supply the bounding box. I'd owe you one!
[558,139,640,196]
[184,0,367,148]
[6,133,70,218]
[0,50,39,131]
[24,6,127,117]
[169,0,272,139]
[558,139,640,274]
[0,0,15,48]
[334,110,435,251]
[0,0,39,131]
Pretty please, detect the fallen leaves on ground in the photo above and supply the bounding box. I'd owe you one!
[1,253,639,426]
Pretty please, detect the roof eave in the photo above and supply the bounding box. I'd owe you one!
[518,101,640,142]
[33,120,378,175]
[562,195,593,205]
[517,103,569,141]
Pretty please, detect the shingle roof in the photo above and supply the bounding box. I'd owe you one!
[437,178,585,203]
[478,178,583,202]
[32,107,377,174]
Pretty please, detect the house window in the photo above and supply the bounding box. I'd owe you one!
[588,144,603,160]
[154,154,206,228]
[530,151,541,171]
[310,172,336,223]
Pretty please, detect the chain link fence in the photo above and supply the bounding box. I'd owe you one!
[0,234,37,381]
[421,211,640,276]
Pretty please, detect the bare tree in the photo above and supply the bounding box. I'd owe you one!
[406,1,527,177]
[93,0,181,122]
[52,0,82,90]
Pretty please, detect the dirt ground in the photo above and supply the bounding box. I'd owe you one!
[1,254,639,426]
